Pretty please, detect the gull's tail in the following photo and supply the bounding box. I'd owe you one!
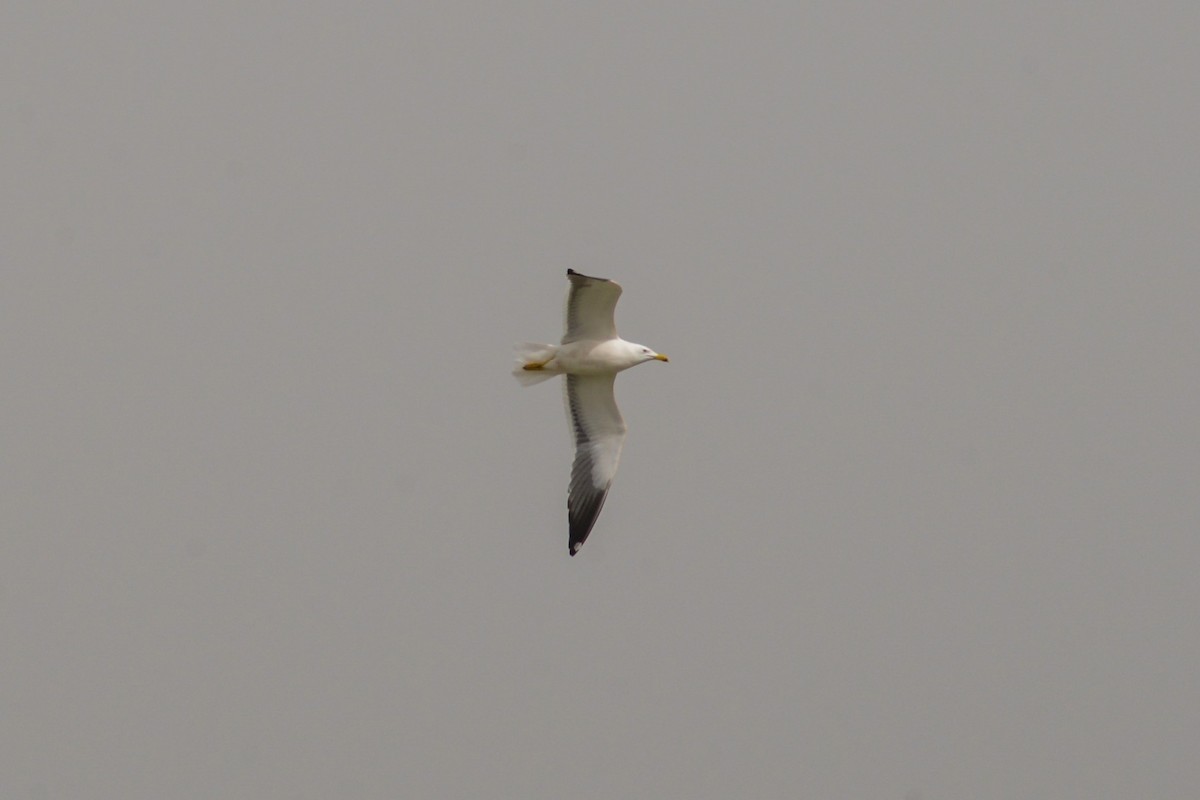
[512,342,559,386]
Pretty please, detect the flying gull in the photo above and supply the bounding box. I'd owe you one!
[514,270,669,555]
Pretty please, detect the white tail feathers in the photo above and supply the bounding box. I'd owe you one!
[512,342,559,386]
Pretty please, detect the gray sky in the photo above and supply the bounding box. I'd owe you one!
[4,4,1199,798]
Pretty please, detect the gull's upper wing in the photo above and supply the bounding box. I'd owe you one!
[565,373,627,555]
[563,269,622,344]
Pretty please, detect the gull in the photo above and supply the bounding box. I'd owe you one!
[514,270,669,555]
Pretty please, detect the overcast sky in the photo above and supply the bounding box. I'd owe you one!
[4,4,1199,799]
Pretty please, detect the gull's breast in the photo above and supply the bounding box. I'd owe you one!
[556,339,634,376]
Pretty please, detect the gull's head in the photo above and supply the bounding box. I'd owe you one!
[635,345,669,364]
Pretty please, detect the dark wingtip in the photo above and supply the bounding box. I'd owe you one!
[566,269,608,283]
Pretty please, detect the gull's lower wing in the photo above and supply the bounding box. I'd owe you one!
[565,373,627,555]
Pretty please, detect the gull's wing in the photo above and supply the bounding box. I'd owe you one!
[565,374,627,555]
[563,269,622,344]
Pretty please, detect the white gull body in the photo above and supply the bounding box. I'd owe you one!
[513,270,668,555]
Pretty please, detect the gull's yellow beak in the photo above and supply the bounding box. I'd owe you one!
[654,354,669,362]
